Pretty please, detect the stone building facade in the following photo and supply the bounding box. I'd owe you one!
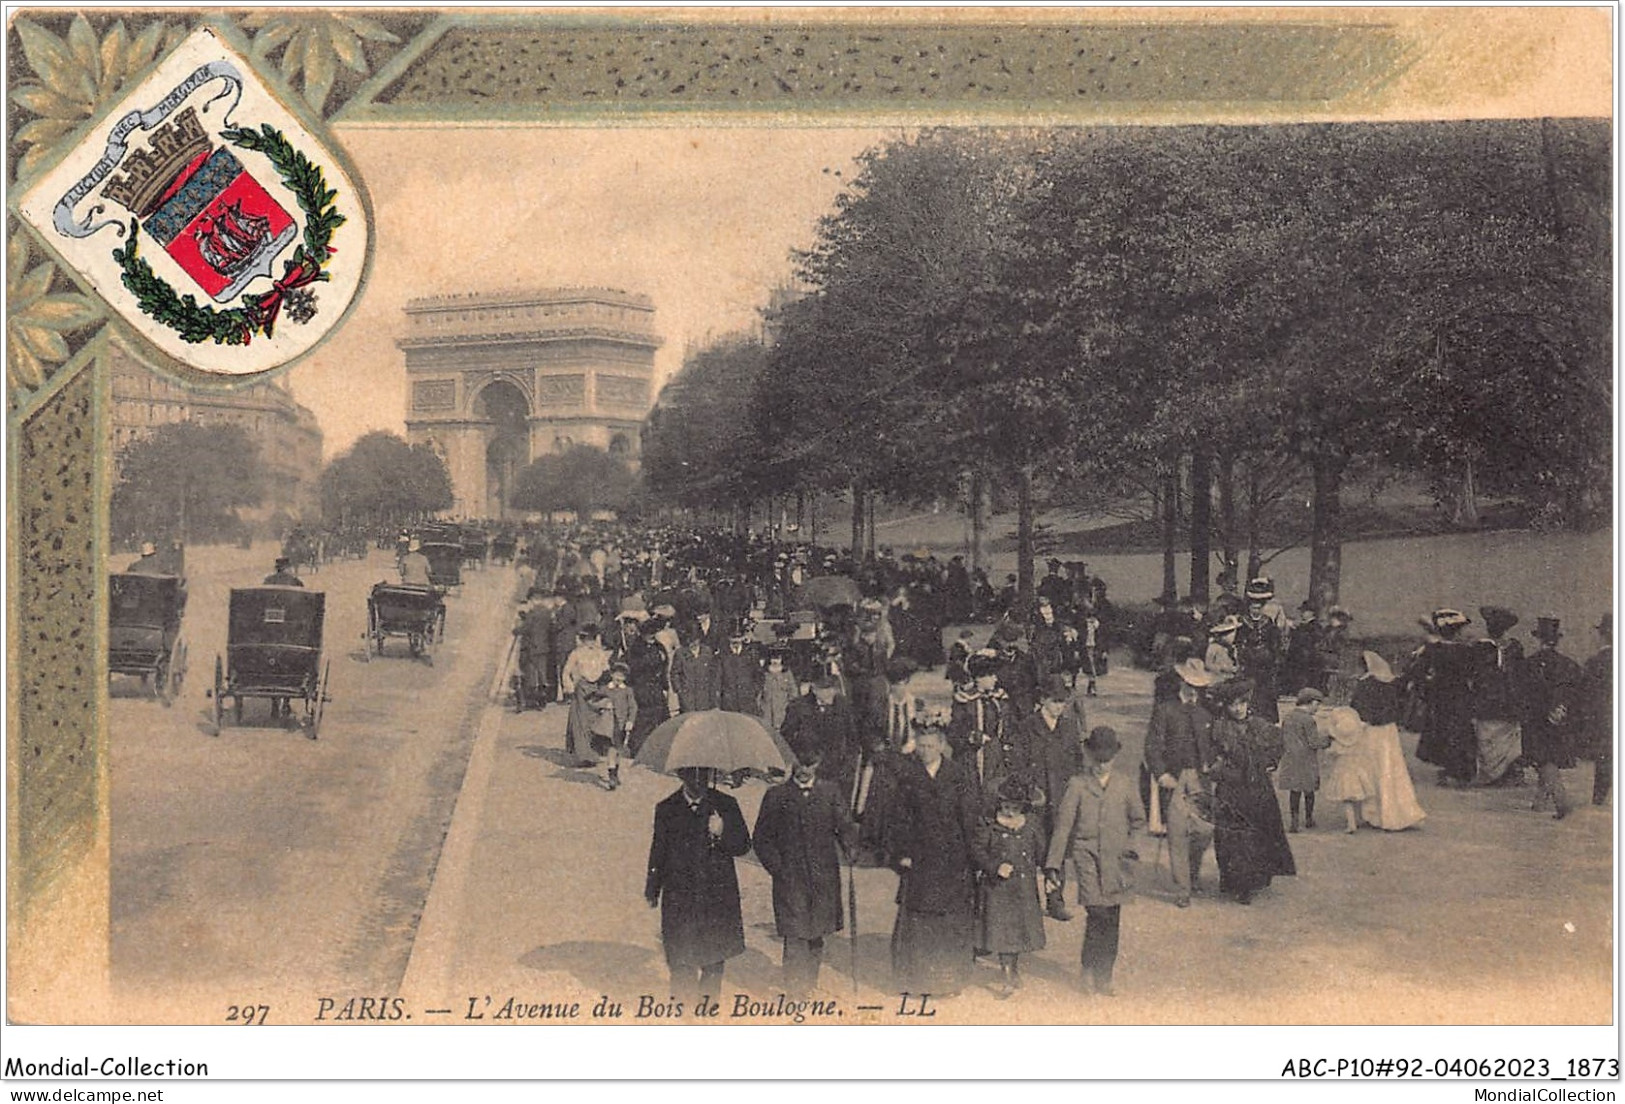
[399,287,660,518]
[109,342,324,524]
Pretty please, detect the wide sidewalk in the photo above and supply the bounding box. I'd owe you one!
[398,660,1613,1026]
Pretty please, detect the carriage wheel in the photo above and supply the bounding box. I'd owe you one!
[364,603,376,661]
[307,660,331,740]
[212,655,225,734]
[154,656,171,705]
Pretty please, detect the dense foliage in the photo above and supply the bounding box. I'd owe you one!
[641,120,1611,608]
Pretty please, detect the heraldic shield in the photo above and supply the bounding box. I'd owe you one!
[16,27,370,377]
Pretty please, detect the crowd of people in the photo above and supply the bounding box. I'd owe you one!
[495,521,1611,1006]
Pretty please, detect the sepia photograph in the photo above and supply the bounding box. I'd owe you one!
[4,2,1616,1091]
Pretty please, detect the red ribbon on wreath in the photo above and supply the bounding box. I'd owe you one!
[250,255,324,338]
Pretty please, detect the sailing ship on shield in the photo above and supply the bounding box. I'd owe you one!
[27,36,355,359]
[99,104,298,304]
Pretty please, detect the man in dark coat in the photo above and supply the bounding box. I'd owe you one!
[1521,617,1583,820]
[262,556,304,587]
[753,749,860,997]
[513,599,556,711]
[671,637,721,713]
[1584,613,1612,807]
[782,676,860,805]
[717,633,762,714]
[888,720,980,997]
[1144,659,1217,908]
[547,590,580,705]
[645,767,752,1006]
[1019,675,1087,919]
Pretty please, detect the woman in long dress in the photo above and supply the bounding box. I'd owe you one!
[1207,680,1295,904]
[561,627,613,765]
[1334,651,1426,830]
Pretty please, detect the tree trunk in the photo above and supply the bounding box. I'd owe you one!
[968,469,987,572]
[850,483,864,555]
[1016,465,1036,615]
[796,490,806,537]
[1160,460,1179,606]
[1245,462,1265,584]
[865,490,877,559]
[1217,451,1237,594]
[1308,451,1345,610]
[1189,446,1212,605]
[809,492,818,545]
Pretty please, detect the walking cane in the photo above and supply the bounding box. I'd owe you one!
[496,633,519,706]
[847,853,859,996]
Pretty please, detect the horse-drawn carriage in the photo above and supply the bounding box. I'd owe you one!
[366,582,444,659]
[420,541,463,593]
[489,532,519,565]
[281,529,321,575]
[109,573,188,703]
[459,526,489,569]
[210,586,331,737]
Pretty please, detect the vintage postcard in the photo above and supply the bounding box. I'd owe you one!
[4,2,1616,1089]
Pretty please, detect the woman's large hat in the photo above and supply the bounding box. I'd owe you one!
[1479,606,1519,637]
[1430,608,1471,630]
[1208,615,1243,637]
[1174,658,1215,687]
[1361,650,1396,683]
[1244,577,1276,601]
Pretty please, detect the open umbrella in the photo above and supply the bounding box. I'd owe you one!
[795,575,862,610]
[635,710,792,774]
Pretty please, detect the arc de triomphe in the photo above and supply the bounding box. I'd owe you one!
[400,288,661,518]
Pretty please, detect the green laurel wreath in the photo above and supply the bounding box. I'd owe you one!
[110,124,345,345]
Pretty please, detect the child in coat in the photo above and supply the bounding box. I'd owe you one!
[592,663,639,791]
[1276,687,1331,832]
[1320,705,1374,832]
[973,776,1047,999]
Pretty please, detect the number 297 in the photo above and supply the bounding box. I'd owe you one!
[226,1004,270,1025]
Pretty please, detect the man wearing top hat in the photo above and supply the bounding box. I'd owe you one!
[1583,613,1611,807]
[1471,606,1525,786]
[263,556,304,587]
[1520,617,1582,820]
[1144,659,1218,907]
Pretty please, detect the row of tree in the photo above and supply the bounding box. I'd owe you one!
[642,119,1611,609]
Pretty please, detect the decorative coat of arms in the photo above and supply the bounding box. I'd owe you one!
[17,27,369,376]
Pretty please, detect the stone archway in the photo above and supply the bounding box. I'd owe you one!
[475,380,530,518]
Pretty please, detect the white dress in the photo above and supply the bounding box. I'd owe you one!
[1360,721,1426,830]
[1318,705,1427,830]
